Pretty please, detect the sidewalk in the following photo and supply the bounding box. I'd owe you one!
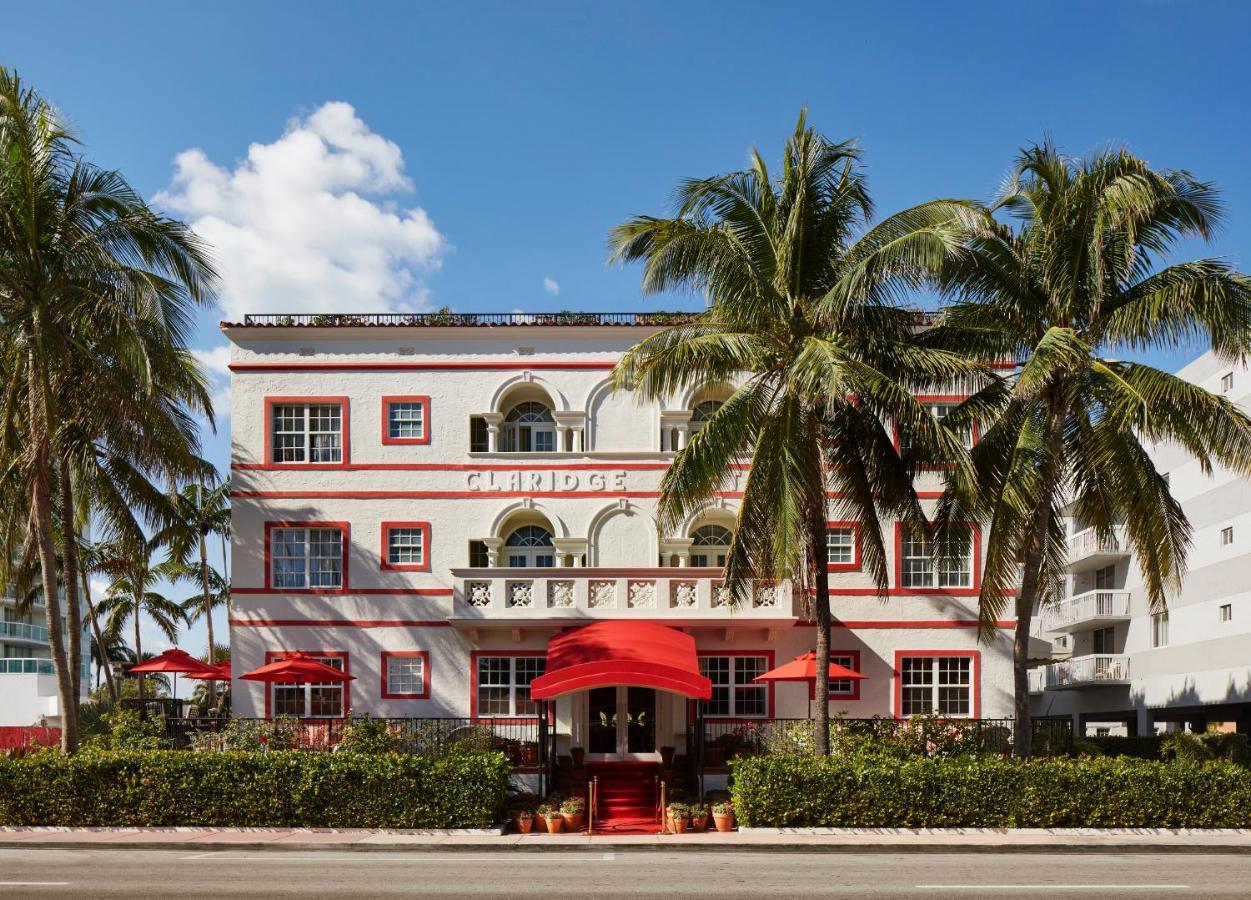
[3,827,1251,853]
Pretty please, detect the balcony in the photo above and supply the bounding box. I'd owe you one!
[0,658,55,675]
[1036,654,1131,691]
[449,568,798,624]
[0,620,50,645]
[1041,590,1132,634]
[1063,527,1130,573]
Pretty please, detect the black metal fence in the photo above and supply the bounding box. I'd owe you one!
[696,716,1073,765]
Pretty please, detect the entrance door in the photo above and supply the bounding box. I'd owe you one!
[585,686,657,759]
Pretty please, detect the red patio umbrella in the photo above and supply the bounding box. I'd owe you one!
[184,660,232,680]
[753,651,868,714]
[241,652,354,685]
[126,648,219,703]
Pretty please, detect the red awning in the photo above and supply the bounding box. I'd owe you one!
[529,621,712,701]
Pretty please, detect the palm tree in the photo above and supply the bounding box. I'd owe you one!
[89,631,134,691]
[0,70,216,750]
[609,112,983,753]
[929,141,1251,755]
[93,537,188,698]
[161,482,230,674]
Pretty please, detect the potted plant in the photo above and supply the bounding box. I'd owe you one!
[712,801,735,832]
[667,802,690,834]
[510,807,535,834]
[520,742,539,766]
[689,802,710,833]
[560,796,586,832]
[537,803,563,833]
[570,745,585,767]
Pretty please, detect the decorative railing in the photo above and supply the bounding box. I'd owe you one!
[695,716,1073,761]
[0,620,49,643]
[0,658,55,675]
[1039,654,1131,689]
[236,311,700,328]
[1042,590,1133,631]
[450,569,798,619]
[1065,526,1128,561]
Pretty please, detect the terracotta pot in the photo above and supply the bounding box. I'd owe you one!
[520,744,539,766]
[671,816,688,834]
[562,811,585,832]
[543,814,563,834]
[515,816,533,834]
[691,815,708,833]
[713,812,735,832]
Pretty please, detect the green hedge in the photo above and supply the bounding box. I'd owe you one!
[0,750,510,828]
[730,754,1251,827]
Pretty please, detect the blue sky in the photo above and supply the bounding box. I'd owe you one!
[6,0,1250,663]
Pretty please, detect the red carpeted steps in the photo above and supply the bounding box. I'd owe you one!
[587,762,661,833]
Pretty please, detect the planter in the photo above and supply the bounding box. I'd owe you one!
[543,814,564,834]
[520,744,539,766]
[562,811,585,832]
[713,812,735,832]
[671,816,688,834]
[691,815,708,833]
[514,815,534,834]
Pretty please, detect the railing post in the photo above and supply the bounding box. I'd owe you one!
[537,701,548,798]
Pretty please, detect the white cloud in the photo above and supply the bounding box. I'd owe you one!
[156,102,446,322]
[191,344,231,421]
[543,276,560,297]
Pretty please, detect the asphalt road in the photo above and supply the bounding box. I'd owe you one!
[0,847,1246,899]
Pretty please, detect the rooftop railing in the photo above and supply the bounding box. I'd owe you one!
[233,311,700,328]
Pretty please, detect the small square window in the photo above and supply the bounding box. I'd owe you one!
[826,526,858,568]
[1222,526,1234,546]
[383,652,428,698]
[382,396,430,444]
[1221,372,1234,392]
[1151,611,1169,648]
[381,522,430,571]
[1220,603,1233,623]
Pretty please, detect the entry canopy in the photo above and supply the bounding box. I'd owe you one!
[529,621,713,701]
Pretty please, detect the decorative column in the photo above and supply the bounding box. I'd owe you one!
[481,537,504,567]
[556,424,569,453]
[483,413,504,453]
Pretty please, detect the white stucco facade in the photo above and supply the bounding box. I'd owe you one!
[223,314,1014,762]
[1031,350,1251,736]
[1,587,89,729]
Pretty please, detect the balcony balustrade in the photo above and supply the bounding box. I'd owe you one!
[1064,526,1130,573]
[1041,590,1133,634]
[0,620,50,644]
[449,568,798,622]
[1037,654,1131,691]
[0,658,55,675]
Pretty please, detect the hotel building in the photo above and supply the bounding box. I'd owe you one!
[1031,350,1251,736]
[223,311,1016,780]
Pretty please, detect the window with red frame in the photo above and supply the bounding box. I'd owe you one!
[826,526,858,568]
[899,656,972,717]
[382,523,429,570]
[900,526,973,589]
[698,655,768,717]
[383,397,429,443]
[272,655,346,718]
[828,652,860,697]
[270,526,344,589]
[476,656,546,716]
[271,401,344,463]
[382,652,429,698]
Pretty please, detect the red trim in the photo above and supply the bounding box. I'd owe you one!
[233,489,948,500]
[232,461,746,472]
[470,651,547,718]
[795,619,1014,629]
[696,649,776,719]
[380,521,432,572]
[233,587,450,596]
[892,649,980,719]
[263,521,350,593]
[231,618,451,627]
[380,650,431,699]
[826,649,862,701]
[381,395,431,445]
[262,649,350,719]
[892,521,982,596]
[232,361,619,372]
[825,520,862,572]
[262,397,350,468]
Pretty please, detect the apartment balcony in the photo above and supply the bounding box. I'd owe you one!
[1041,590,1133,634]
[1036,654,1131,691]
[0,657,55,675]
[449,568,799,625]
[1063,526,1130,573]
[0,619,50,646]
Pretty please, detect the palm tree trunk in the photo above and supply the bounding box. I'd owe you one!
[810,503,831,756]
[56,454,83,717]
[80,564,116,702]
[26,355,77,753]
[134,598,144,701]
[1013,402,1066,758]
[201,526,216,703]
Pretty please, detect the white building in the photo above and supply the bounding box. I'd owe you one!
[223,311,1016,784]
[1031,350,1251,736]
[0,585,89,729]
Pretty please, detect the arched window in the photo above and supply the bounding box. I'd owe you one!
[502,402,556,453]
[690,400,723,431]
[505,525,555,567]
[690,524,733,567]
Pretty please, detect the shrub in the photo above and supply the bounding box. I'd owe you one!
[335,715,400,754]
[0,750,509,828]
[730,754,1251,828]
[83,710,172,751]
[1090,732,1250,766]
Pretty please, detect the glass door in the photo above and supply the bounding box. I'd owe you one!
[625,687,656,755]
[587,687,618,755]
[585,686,658,759]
